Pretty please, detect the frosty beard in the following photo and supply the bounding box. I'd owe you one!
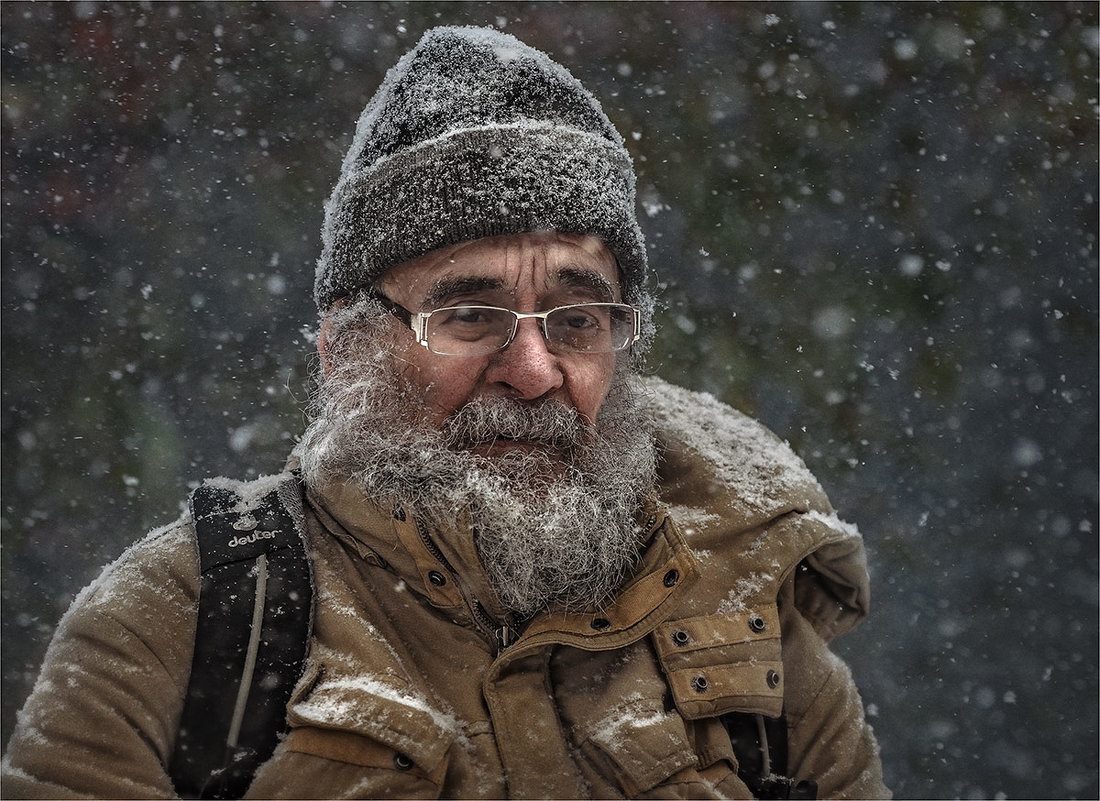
[298,304,658,618]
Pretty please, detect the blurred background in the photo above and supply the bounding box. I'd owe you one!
[2,3,1096,797]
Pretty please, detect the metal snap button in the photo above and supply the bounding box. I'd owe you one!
[749,614,767,633]
[671,629,690,646]
[393,753,413,771]
[663,569,680,588]
[428,570,447,587]
[766,669,781,689]
[691,675,710,693]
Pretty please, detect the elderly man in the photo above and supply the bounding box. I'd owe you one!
[2,26,888,800]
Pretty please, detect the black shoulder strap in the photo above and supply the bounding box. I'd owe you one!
[721,711,818,800]
[169,474,313,799]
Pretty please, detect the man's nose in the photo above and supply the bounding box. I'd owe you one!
[484,318,565,401]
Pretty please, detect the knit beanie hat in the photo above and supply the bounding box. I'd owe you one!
[314,25,648,314]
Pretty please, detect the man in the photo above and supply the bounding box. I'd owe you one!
[2,25,888,799]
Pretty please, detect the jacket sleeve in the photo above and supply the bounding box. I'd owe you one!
[1,520,199,800]
[779,589,890,799]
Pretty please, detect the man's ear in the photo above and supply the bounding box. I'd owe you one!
[317,296,350,375]
[317,315,336,375]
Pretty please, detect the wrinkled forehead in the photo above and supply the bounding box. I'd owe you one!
[379,232,623,307]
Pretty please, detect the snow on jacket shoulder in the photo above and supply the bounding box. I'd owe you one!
[639,374,872,643]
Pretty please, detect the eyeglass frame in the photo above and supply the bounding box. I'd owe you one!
[366,291,642,356]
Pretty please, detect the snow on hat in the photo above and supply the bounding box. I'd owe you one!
[314,25,648,313]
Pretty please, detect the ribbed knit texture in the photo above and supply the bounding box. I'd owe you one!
[315,25,648,316]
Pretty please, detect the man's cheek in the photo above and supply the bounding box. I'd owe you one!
[572,364,617,423]
[420,363,488,408]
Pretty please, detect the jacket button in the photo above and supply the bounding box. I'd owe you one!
[749,614,767,633]
[691,675,709,693]
[428,570,447,587]
[591,617,611,631]
[766,669,781,689]
[671,629,690,646]
[393,753,413,771]
[663,569,680,588]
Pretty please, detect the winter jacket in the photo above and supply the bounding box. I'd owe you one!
[2,376,889,799]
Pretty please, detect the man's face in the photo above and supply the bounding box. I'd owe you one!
[374,232,623,443]
[304,232,656,615]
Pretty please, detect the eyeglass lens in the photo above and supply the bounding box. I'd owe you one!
[426,304,634,356]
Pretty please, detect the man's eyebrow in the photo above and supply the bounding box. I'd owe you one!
[422,276,506,309]
[420,267,617,309]
[555,267,616,302]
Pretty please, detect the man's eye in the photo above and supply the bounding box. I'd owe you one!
[556,307,608,330]
[441,307,492,325]
[563,313,599,329]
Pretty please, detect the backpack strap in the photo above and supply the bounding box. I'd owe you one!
[169,474,313,799]
[720,711,818,800]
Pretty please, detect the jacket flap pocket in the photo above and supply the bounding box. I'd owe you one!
[583,698,699,797]
[654,607,784,719]
[286,664,455,773]
[284,726,408,770]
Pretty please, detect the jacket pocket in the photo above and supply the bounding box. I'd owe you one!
[653,605,784,719]
[275,663,455,791]
[577,695,700,798]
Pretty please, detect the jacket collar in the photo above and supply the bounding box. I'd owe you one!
[512,505,699,653]
[305,474,698,650]
[305,476,505,617]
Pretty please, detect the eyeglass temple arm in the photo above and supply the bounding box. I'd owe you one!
[363,292,407,321]
[366,292,438,347]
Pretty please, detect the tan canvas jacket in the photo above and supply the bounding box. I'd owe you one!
[2,377,889,799]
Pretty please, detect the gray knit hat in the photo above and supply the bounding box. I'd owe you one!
[314,25,648,313]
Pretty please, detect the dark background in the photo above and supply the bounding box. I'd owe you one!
[3,3,1096,798]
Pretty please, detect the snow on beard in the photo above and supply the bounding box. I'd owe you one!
[299,299,658,617]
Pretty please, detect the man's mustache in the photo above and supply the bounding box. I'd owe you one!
[444,397,587,451]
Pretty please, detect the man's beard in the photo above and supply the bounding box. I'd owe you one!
[298,311,657,618]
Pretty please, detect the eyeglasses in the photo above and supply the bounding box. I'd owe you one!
[370,293,642,357]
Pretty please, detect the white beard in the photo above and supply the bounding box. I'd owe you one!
[297,308,657,617]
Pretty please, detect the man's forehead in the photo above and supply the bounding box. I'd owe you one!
[381,232,622,305]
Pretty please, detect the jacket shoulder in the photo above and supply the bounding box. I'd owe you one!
[638,375,830,526]
[64,515,199,625]
[638,375,871,640]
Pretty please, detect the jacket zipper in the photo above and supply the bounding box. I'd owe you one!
[414,517,454,572]
[414,518,514,655]
[473,600,516,656]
